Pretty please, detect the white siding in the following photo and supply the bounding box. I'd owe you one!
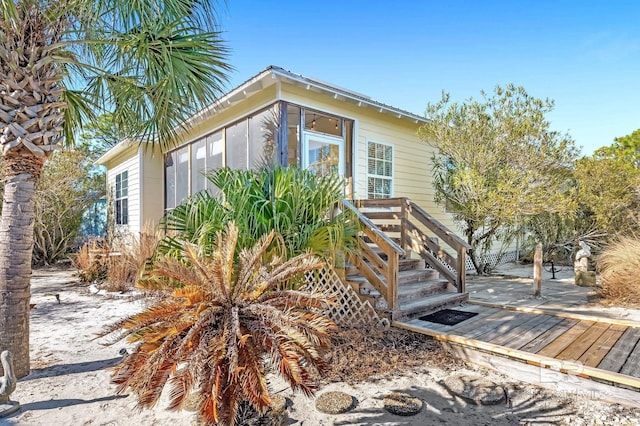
[106,147,141,237]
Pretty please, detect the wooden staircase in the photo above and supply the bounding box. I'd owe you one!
[342,198,472,321]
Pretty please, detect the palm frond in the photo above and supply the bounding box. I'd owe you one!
[101,221,335,425]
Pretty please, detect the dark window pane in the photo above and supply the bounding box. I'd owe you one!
[165,152,176,209]
[115,199,122,224]
[121,198,128,225]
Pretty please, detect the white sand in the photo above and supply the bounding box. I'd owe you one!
[2,267,640,425]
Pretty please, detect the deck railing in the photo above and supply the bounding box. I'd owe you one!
[341,199,405,310]
[351,197,472,295]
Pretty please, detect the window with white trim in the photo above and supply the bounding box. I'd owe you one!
[367,141,393,199]
[115,170,128,225]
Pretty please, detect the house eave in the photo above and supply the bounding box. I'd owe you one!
[93,139,137,166]
[188,65,428,128]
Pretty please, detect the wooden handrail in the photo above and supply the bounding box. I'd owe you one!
[342,200,405,257]
[341,199,404,310]
[406,200,472,251]
[403,199,469,293]
[351,197,470,294]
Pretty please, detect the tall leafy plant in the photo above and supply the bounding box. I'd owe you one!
[100,222,336,425]
[162,165,358,264]
[418,85,578,274]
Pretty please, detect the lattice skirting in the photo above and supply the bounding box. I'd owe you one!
[304,265,380,327]
[465,250,518,271]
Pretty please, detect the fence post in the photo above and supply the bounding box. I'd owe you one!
[457,246,467,293]
[388,251,399,311]
[533,243,542,298]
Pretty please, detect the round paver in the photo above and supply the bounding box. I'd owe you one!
[383,392,423,416]
[443,374,506,406]
[315,391,355,414]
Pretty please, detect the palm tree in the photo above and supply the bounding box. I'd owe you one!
[99,222,336,426]
[0,0,231,377]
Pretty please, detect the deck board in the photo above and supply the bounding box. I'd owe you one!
[620,335,640,378]
[490,314,556,347]
[556,322,610,361]
[394,302,640,398]
[536,321,594,358]
[504,315,565,350]
[519,318,579,354]
[416,304,488,333]
[599,327,640,373]
[579,324,627,368]
[475,311,541,343]
[458,310,517,339]
[444,308,508,336]
[442,305,498,333]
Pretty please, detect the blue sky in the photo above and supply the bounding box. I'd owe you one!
[218,1,639,155]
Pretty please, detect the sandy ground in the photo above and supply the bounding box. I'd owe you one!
[2,265,640,425]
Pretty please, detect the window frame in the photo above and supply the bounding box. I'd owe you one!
[366,140,394,199]
[114,170,129,225]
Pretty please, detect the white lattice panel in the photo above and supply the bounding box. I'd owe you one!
[464,250,518,270]
[304,266,380,327]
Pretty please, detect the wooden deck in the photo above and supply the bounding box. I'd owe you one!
[394,302,640,407]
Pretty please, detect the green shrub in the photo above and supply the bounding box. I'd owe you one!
[161,165,357,264]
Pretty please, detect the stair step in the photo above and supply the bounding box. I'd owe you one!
[358,279,447,300]
[392,292,469,321]
[345,257,425,277]
[398,268,438,285]
[348,268,439,293]
[398,280,448,302]
[399,258,425,271]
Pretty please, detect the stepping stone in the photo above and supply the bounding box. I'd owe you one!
[443,374,505,406]
[315,391,355,414]
[383,392,422,416]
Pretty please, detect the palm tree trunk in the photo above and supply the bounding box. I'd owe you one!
[0,169,37,379]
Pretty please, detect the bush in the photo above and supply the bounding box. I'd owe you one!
[72,227,160,291]
[100,223,335,426]
[162,165,358,265]
[72,239,109,283]
[105,228,159,292]
[597,236,640,304]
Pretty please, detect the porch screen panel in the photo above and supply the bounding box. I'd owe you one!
[175,146,189,205]
[287,105,301,166]
[206,131,223,194]
[165,151,176,210]
[191,139,206,195]
[248,105,277,167]
[226,119,248,170]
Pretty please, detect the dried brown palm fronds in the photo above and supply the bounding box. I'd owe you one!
[98,222,336,425]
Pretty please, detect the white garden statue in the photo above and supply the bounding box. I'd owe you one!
[0,350,20,417]
[574,240,591,273]
[574,240,596,287]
